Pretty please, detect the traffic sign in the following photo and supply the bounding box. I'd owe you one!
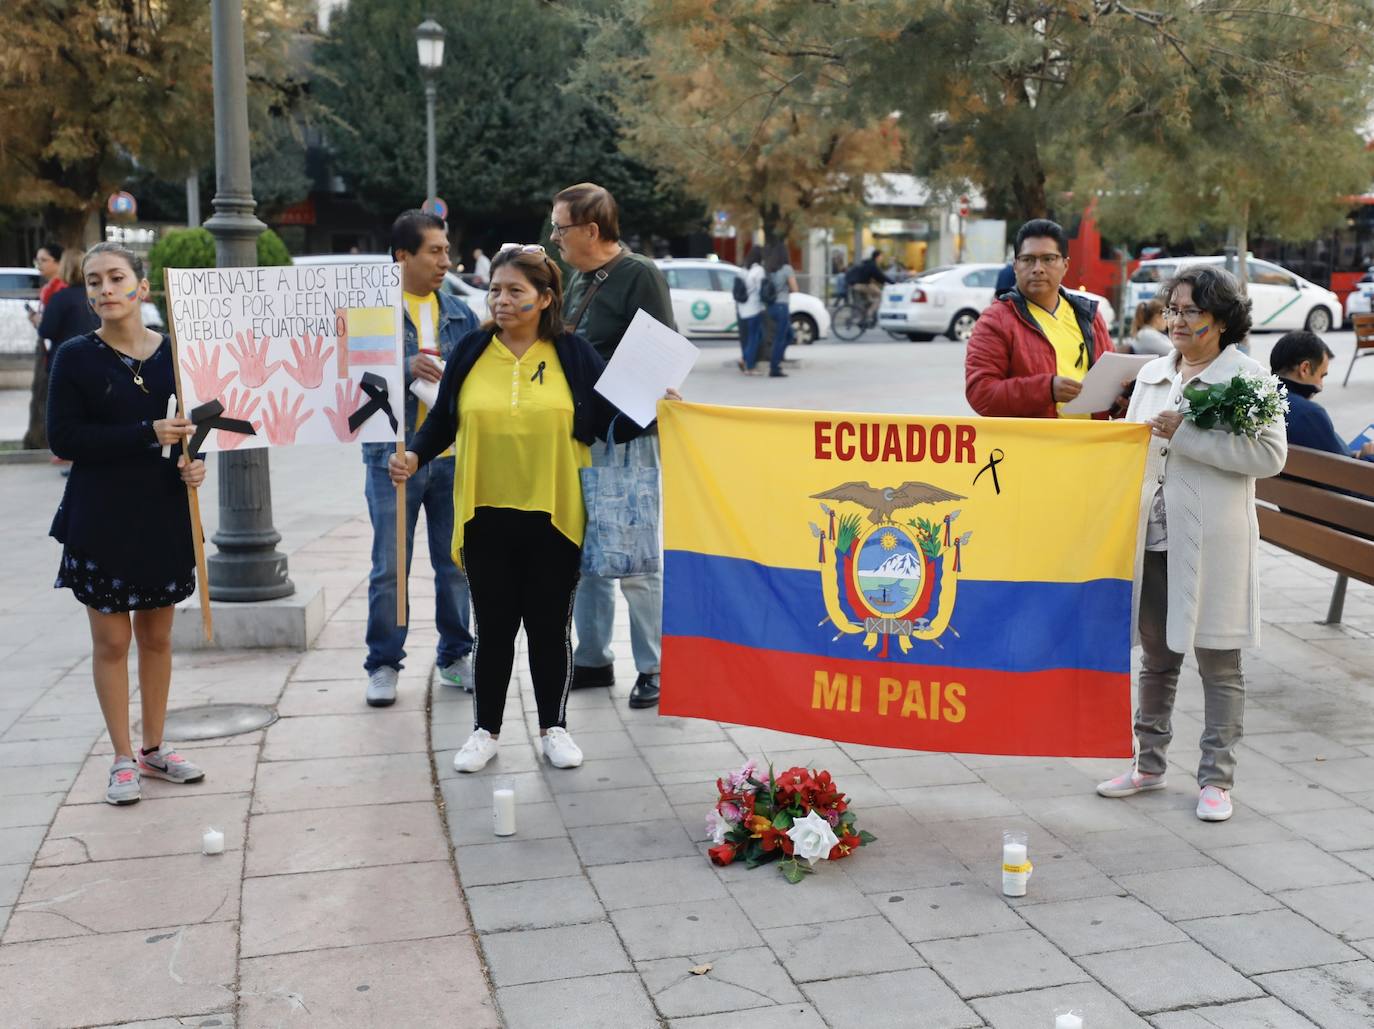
[423,197,448,220]
[107,191,137,219]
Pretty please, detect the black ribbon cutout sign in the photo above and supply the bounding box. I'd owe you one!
[972,447,1005,495]
[348,371,399,434]
[188,399,256,455]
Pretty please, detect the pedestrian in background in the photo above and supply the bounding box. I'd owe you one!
[37,248,98,371]
[964,219,1113,418]
[472,247,491,285]
[552,182,675,710]
[391,246,671,772]
[29,241,66,327]
[362,210,477,708]
[736,248,766,375]
[47,242,208,805]
[763,242,797,378]
[1128,299,1173,356]
[1097,265,1286,822]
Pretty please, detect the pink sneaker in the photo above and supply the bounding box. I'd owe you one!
[1096,768,1167,798]
[1197,785,1233,821]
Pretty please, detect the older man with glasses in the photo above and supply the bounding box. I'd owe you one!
[965,218,1114,419]
[551,182,676,710]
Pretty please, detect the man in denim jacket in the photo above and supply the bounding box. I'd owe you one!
[362,210,478,707]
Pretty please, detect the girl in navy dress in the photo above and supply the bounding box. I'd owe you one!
[48,242,208,805]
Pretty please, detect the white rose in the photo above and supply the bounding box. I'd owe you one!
[785,809,839,865]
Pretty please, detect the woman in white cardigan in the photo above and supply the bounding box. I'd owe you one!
[1097,266,1286,822]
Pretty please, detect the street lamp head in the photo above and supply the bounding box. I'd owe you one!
[415,19,445,72]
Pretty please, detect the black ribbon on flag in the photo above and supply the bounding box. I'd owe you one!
[348,371,399,434]
[972,447,1005,495]
[188,399,257,454]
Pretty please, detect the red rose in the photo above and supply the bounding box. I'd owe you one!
[708,843,737,866]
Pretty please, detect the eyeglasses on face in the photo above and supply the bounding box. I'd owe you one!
[1162,305,1206,322]
[1013,253,1064,268]
[549,221,586,238]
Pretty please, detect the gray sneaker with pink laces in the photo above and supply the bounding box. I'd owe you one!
[106,757,141,805]
[138,745,205,784]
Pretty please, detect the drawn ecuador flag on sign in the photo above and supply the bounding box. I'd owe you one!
[658,402,1150,758]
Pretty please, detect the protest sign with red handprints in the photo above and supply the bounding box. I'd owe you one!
[182,341,235,402]
[218,388,262,450]
[282,333,335,389]
[323,379,366,442]
[260,388,314,446]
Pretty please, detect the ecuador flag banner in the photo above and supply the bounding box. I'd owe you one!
[659,402,1151,758]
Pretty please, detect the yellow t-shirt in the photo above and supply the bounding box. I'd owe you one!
[451,338,590,562]
[1028,297,1090,420]
[404,291,454,453]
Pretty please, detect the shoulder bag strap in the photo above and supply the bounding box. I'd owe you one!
[564,246,629,335]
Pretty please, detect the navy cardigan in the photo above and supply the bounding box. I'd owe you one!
[47,333,195,585]
[409,326,645,466]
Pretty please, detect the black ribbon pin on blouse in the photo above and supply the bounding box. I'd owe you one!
[972,447,1005,495]
[188,399,257,455]
[531,360,546,384]
[348,371,399,434]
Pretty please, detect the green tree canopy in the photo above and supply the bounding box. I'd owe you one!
[315,0,698,243]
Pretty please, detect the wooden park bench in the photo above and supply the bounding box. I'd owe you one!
[1255,445,1374,623]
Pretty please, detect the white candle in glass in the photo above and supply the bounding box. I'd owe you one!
[202,827,225,855]
[1002,841,1029,896]
[493,788,516,836]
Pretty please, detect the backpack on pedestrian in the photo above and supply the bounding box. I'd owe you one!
[759,275,778,305]
[732,275,750,304]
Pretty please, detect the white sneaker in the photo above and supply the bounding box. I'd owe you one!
[437,654,474,692]
[1197,785,1233,822]
[542,726,583,769]
[452,729,498,773]
[366,667,398,708]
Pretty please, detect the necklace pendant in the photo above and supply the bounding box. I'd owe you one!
[133,372,148,393]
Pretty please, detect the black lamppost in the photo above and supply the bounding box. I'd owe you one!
[204,0,293,601]
[415,18,446,209]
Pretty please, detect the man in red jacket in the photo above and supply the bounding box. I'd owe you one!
[965,219,1114,418]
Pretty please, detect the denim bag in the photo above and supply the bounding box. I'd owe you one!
[580,418,660,577]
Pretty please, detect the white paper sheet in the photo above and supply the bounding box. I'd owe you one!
[594,309,699,427]
[409,360,444,410]
[1059,352,1157,415]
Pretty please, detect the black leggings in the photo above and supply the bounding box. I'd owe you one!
[462,507,581,734]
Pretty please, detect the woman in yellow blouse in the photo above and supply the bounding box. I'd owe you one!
[390,245,671,772]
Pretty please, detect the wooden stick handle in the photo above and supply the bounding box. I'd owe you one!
[396,436,407,628]
[163,275,213,643]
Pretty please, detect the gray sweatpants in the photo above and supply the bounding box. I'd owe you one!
[1135,551,1246,790]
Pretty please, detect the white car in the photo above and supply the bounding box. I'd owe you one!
[1344,277,1374,323]
[0,266,163,355]
[877,263,1117,343]
[292,253,488,320]
[1125,256,1340,334]
[654,258,831,345]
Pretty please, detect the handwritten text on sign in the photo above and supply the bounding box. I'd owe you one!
[165,263,404,453]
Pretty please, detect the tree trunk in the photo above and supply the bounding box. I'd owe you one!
[22,342,49,451]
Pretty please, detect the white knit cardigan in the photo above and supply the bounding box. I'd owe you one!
[1127,344,1287,653]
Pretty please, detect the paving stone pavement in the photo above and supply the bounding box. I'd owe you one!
[1,334,1373,1027]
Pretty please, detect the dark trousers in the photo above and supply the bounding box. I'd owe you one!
[462,507,581,734]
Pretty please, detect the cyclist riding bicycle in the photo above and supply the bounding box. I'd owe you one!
[843,250,892,324]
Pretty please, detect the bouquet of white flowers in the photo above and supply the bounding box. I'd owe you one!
[1182,373,1289,439]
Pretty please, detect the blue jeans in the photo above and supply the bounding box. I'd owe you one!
[363,458,472,672]
[740,314,764,370]
[767,302,791,372]
[573,434,662,675]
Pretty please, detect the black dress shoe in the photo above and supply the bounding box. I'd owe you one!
[628,673,660,708]
[769,369,787,378]
[571,663,615,689]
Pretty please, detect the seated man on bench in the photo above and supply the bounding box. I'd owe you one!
[1271,331,1374,461]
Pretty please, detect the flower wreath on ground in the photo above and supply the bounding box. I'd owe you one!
[706,760,876,883]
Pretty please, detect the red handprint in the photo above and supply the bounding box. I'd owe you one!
[323,379,365,442]
[182,341,235,402]
[260,388,313,446]
[226,331,282,388]
[282,333,335,389]
[218,388,262,451]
